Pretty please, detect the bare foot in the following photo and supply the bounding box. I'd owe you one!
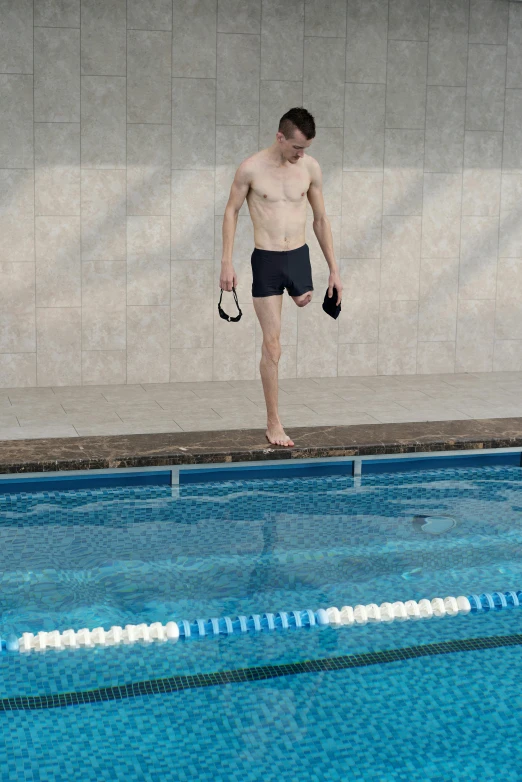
[265,424,294,447]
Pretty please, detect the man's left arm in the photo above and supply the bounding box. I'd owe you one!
[307,158,343,305]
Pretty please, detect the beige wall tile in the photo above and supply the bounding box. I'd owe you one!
[305,0,346,36]
[338,343,378,376]
[378,300,418,375]
[127,124,171,216]
[386,41,427,129]
[261,0,303,81]
[0,75,33,169]
[346,0,388,84]
[470,0,508,45]
[172,78,215,169]
[425,87,465,173]
[493,340,522,372]
[0,262,35,313]
[82,350,127,385]
[0,311,35,352]
[170,347,214,382]
[171,260,213,300]
[344,84,385,173]
[172,296,213,350]
[462,131,502,217]
[0,0,33,74]
[82,309,126,351]
[383,129,424,216]
[82,261,126,309]
[456,299,495,372]
[380,216,421,301]
[458,256,497,300]
[127,305,170,383]
[81,76,126,168]
[172,0,217,79]
[213,344,256,381]
[499,174,522,258]
[427,0,468,87]
[36,216,81,307]
[342,172,383,258]
[127,30,171,124]
[35,27,80,122]
[418,256,458,342]
[35,0,81,28]
[81,170,126,260]
[171,170,214,259]
[127,0,172,30]
[416,341,455,374]
[421,174,462,258]
[304,38,345,128]
[81,260,126,350]
[389,0,429,41]
[81,0,126,76]
[338,258,380,343]
[507,3,522,88]
[0,169,34,262]
[36,307,82,385]
[35,122,81,216]
[0,354,36,388]
[466,44,506,132]
[217,33,260,126]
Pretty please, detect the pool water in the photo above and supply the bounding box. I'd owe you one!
[1,465,522,780]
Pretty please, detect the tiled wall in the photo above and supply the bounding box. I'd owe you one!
[1,0,521,387]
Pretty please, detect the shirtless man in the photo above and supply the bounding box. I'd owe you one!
[219,107,343,448]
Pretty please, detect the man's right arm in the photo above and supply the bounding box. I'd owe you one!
[220,162,252,291]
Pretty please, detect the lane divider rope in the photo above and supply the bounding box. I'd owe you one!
[1,591,519,654]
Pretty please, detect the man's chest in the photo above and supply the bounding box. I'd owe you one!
[249,169,310,204]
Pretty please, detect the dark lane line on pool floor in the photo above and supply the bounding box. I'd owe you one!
[1,632,521,712]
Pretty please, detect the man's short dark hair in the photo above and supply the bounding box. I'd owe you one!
[278,107,316,140]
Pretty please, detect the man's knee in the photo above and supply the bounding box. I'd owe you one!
[261,337,281,363]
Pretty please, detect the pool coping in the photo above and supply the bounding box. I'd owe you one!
[1,416,522,475]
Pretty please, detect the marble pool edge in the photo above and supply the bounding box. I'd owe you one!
[1,417,522,474]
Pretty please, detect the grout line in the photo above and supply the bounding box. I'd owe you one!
[32,0,38,390]
[375,0,390,377]
[493,3,510,372]
[79,4,83,387]
[212,0,219,382]
[415,0,429,375]
[168,0,173,383]
[336,1,348,381]
[124,0,128,386]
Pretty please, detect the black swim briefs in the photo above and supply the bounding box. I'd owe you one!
[251,243,314,298]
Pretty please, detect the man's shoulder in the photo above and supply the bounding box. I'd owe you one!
[238,150,265,176]
[303,153,321,183]
[303,152,320,170]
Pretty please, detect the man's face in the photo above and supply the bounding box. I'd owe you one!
[277,129,312,163]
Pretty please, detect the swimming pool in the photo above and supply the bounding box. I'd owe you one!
[1,452,522,780]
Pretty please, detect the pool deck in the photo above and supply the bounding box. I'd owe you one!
[1,371,522,472]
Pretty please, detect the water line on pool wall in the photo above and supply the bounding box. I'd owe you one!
[3,591,520,654]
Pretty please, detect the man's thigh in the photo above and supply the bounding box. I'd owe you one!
[252,294,283,342]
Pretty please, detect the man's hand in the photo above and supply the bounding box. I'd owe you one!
[327,270,343,305]
[220,262,238,292]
